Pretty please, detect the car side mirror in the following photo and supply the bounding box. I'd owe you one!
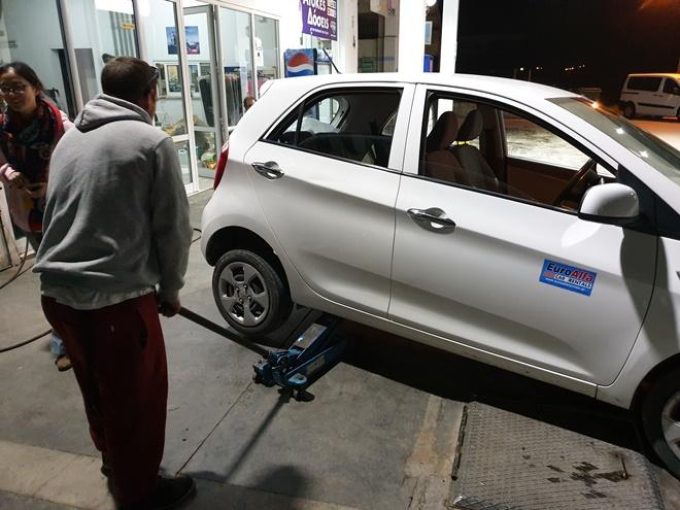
[578,183,639,225]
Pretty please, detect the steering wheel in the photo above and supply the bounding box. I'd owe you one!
[552,158,597,207]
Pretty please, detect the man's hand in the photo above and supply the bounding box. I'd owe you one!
[158,299,181,317]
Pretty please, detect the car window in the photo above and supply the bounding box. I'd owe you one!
[420,93,615,212]
[503,111,588,170]
[663,78,680,95]
[551,97,680,186]
[268,88,402,168]
[627,76,662,92]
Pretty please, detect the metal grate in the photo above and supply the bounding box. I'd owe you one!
[450,403,665,510]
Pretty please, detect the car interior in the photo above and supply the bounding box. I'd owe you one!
[269,89,401,169]
[421,95,617,211]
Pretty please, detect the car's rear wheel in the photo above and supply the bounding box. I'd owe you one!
[639,367,680,479]
[623,102,636,119]
[212,249,292,337]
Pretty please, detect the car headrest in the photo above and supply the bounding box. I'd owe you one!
[456,110,483,142]
[426,111,459,152]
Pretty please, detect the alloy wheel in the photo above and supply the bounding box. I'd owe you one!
[217,261,270,327]
[662,392,680,462]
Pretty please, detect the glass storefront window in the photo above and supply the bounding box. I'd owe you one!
[219,7,253,128]
[0,0,73,116]
[138,0,194,188]
[254,15,279,93]
[64,0,138,102]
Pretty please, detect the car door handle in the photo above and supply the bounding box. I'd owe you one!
[252,161,284,179]
[407,207,456,233]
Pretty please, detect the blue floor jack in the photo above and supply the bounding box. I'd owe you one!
[178,307,346,401]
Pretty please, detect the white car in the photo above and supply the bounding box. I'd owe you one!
[202,73,680,478]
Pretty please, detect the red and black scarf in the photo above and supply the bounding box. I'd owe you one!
[0,97,65,232]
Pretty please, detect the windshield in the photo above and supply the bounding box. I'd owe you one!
[550,97,680,185]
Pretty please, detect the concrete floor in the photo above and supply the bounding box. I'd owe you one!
[0,191,462,509]
[3,119,680,509]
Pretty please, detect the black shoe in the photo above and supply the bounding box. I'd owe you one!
[120,474,196,510]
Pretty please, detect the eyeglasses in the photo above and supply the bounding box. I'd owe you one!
[0,84,27,96]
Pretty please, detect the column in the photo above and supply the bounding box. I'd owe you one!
[440,0,459,74]
[397,0,426,73]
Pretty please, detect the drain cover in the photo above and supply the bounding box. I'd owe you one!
[451,403,664,510]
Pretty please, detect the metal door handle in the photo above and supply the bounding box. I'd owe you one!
[252,161,284,179]
[407,207,456,233]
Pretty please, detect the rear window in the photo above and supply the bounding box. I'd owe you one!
[626,76,662,92]
[267,88,402,169]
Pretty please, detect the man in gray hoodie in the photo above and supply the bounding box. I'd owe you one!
[35,57,193,510]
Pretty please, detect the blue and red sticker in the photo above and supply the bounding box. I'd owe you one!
[539,259,597,296]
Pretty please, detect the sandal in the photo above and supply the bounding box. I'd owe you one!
[55,355,72,372]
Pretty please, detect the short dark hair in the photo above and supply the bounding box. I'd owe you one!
[101,57,158,103]
[0,61,44,91]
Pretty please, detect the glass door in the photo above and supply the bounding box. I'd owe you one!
[137,0,196,192]
[218,6,254,130]
[183,3,222,190]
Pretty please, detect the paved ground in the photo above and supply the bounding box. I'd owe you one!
[2,118,680,509]
[633,118,680,149]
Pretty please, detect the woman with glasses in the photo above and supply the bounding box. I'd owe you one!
[0,61,73,371]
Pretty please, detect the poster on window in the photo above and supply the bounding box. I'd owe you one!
[300,0,337,41]
[166,26,200,55]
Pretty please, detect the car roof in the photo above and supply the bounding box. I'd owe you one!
[627,73,680,79]
[263,72,580,105]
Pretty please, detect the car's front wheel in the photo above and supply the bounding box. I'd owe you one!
[623,102,636,119]
[639,367,680,479]
[212,249,292,337]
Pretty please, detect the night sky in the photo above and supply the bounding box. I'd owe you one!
[455,0,680,103]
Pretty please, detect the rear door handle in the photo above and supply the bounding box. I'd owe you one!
[407,207,456,234]
[252,161,284,179]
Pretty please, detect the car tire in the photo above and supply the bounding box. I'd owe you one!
[639,367,680,479]
[212,249,292,337]
[623,102,636,119]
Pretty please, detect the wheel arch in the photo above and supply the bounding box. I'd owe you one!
[205,226,289,291]
[631,353,680,413]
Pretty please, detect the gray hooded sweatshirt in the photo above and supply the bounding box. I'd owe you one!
[34,95,192,309]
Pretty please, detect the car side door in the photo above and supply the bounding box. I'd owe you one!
[659,78,680,118]
[388,84,656,390]
[244,83,414,317]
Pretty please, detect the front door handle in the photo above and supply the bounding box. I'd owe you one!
[407,207,456,234]
[252,161,284,179]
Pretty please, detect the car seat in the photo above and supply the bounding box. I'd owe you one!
[424,111,467,183]
[451,110,501,192]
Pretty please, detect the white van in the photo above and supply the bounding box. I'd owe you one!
[620,73,680,119]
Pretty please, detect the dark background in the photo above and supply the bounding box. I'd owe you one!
[438,0,680,104]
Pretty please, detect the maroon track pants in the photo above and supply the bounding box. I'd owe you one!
[41,293,168,506]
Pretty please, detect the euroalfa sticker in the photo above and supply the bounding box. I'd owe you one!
[539,259,597,296]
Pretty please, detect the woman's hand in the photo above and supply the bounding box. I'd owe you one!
[6,170,29,189]
[25,182,47,198]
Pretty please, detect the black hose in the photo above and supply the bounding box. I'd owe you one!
[0,329,51,353]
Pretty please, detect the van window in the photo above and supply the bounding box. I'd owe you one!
[627,76,662,92]
[663,79,680,96]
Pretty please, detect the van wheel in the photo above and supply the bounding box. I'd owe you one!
[639,367,680,479]
[212,249,292,337]
[623,103,636,119]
